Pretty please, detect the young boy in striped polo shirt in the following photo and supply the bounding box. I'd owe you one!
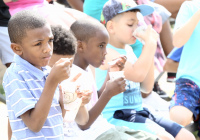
[3,10,89,140]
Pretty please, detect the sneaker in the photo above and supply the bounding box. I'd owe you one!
[153,81,171,101]
[167,77,176,82]
[167,72,176,83]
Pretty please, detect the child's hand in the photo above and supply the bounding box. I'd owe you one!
[109,55,127,72]
[136,25,159,47]
[50,58,72,83]
[59,73,82,108]
[77,89,92,107]
[105,77,126,98]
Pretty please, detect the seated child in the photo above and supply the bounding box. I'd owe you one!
[169,0,200,138]
[50,21,159,140]
[95,0,195,140]
[3,10,89,139]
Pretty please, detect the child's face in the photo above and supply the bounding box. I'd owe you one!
[19,24,54,69]
[49,54,74,68]
[112,12,139,45]
[84,29,109,68]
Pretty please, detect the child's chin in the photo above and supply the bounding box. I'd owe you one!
[129,39,136,45]
[42,62,49,67]
[94,63,101,68]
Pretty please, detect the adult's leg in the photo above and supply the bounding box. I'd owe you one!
[163,58,179,73]
[159,20,174,56]
[154,0,191,19]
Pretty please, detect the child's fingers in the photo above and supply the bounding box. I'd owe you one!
[119,55,127,63]
[76,91,82,98]
[55,58,70,65]
[70,73,82,82]
[81,96,91,105]
[136,25,152,38]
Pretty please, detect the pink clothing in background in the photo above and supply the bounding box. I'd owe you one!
[6,0,48,16]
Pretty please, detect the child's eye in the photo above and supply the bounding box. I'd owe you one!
[49,39,54,42]
[35,42,41,46]
[99,44,104,48]
[128,24,133,27]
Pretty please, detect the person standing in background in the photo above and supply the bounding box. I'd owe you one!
[0,0,14,68]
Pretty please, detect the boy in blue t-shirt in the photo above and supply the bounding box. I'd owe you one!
[169,1,200,138]
[96,0,195,140]
[3,10,89,140]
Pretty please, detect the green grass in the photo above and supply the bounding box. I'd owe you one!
[0,84,5,95]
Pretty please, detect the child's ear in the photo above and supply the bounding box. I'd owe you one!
[77,40,86,53]
[11,43,23,55]
[106,20,115,34]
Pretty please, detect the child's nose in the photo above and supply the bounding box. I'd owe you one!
[43,44,52,53]
[104,49,107,56]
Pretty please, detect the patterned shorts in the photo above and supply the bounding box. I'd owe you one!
[170,78,200,134]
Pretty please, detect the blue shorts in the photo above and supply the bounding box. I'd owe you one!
[167,46,183,62]
[114,108,182,137]
[170,78,200,135]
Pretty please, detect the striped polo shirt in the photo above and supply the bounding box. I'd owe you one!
[3,55,64,140]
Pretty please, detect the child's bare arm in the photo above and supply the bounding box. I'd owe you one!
[20,58,71,132]
[124,25,158,83]
[75,106,89,125]
[98,55,126,97]
[173,8,200,47]
[78,77,126,130]
[78,56,126,130]
[140,59,154,94]
[97,72,110,97]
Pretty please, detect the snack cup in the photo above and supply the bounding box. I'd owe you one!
[61,81,82,122]
[61,81,77,104]
[109,71,125,81]
[132,25,146,45]
[63,97,82,122]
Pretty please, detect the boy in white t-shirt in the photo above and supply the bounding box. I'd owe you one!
[50,21,158,140]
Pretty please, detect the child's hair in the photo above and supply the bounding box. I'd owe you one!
[51,25,77,55]
[70,18,107,42]
[8,10,47,44]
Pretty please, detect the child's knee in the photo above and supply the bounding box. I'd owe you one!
[169,106,193,126]
[175,128,195,140]
[156,131,175,140]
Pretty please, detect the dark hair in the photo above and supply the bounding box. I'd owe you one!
[70,18,107,42]
[8,10,47,44]
[51,25,77,55]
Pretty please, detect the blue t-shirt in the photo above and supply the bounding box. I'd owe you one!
[174,1,200,87]
[96,44,143,119]
[83,0,108,21]
[167,46,183,62]
[3,55,63,140]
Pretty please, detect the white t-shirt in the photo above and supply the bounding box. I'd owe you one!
[64,64,114,140]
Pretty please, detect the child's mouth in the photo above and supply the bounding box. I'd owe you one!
[101,60,105,65]
[43,55,51,60]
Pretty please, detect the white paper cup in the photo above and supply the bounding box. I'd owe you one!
[109,71,125,81]
[63,97,82,122]
[61,81,77,104]
[132,25,146,45]
[61,81,82,122]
